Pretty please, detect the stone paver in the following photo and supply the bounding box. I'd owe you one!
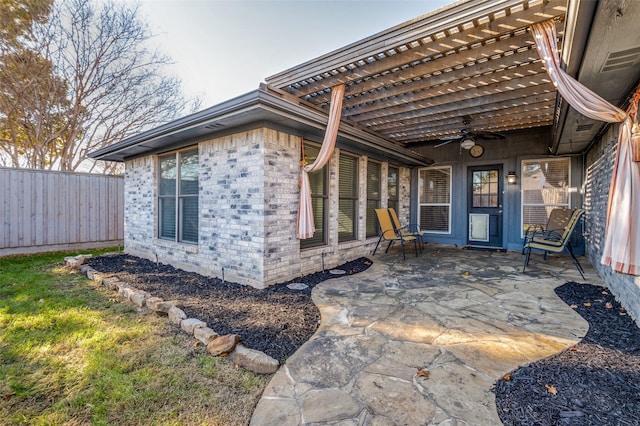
[251,246,600,425]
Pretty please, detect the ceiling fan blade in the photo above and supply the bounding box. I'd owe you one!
[433,139,458,148]
[440,134,461,140]
[473,131,506,140]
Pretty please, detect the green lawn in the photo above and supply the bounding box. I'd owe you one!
[0,250,269,425]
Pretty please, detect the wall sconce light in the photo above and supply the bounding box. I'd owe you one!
[506,171,517,185]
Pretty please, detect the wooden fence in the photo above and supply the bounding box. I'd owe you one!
[0,168,124,256]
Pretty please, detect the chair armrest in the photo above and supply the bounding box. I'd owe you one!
[524,225,544,238]
[408,223,422,233]
[539,228,564,242]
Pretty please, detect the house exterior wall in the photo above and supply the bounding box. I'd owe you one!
[297,148,412,279]
[411,127,585,252]
[584,123,640,325]
[123,126,413,288]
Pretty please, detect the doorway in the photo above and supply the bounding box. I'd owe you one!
[467,165,503,248]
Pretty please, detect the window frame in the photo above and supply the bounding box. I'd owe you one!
[387,166,399,214]
[338,152,359,243]
[520,157,571,238]
[419,166,452,234]
[300,142,328,249]
[366,160,382,238]
[157,148,199,244]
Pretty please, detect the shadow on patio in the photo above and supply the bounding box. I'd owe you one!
[251,245,600,425]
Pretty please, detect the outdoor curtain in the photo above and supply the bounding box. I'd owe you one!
[532,19,640,275]
[297,84,345,239]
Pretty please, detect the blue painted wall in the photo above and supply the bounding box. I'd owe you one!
[410,126,585,253]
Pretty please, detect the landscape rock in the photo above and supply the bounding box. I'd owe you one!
[168,306,187,325]
[92,272,104,286]
[80,264,91,273]
[129,291,148,307]
[181,318,207,335]
[194,327,219,345]
[230,344,279,374]
[85,267,97,280]
[151,299,182,313]
[66,258,81,269]
[120,286,137,299]
[69,254,92,268]
[102,277,121,291]
[207,334,240,356]
[146,297,164,311]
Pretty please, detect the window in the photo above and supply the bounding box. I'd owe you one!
[388,166,399,213]
[419,166,451,233]
[366,161,381,237]
[521,158,570,237]
[158,149,199,243]
[338,153,358,242]
[471,170,499,207]
[301,143,327,249]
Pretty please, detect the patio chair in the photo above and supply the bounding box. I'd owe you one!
[372,208,419,260]
[387,207,426,251]
[523,208,585,279]
[522,207,575,254]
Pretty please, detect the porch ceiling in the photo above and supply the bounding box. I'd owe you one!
[266,0,567,150]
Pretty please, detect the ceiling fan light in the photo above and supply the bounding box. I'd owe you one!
[460,138,475,150]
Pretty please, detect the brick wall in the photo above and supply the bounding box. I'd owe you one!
[199,130,267,287]
[262,130,303,285]
[124,156,155,254]
[584,123,640,325]
[123,127,413,288]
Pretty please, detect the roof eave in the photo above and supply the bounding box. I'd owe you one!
[90,86,431,167]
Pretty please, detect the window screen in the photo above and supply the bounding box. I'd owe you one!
[366,161,381,237]
[521,158,570,237]
[419,166,451,233]
[339,154,358,242]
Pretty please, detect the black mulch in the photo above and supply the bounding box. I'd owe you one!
[493,282,640,425]
[87,254,372,363]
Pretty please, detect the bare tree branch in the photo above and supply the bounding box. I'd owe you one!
[0,0,201,173]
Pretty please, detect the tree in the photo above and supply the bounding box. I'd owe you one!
[0,0,63,168]
[0,0,52,43]
[0,0,200,172]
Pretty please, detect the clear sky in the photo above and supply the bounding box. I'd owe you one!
[136,0,452,107]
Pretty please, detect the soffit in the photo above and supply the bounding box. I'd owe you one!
[265,0,567,149]
[553,0,640,154]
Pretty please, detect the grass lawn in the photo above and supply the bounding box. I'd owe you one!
[0,250,270,425]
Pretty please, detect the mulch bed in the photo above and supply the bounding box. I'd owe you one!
[87,254,371,363]
[494,282,640,425]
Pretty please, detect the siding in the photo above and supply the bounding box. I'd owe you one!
[0,168,124,255]
[584,123,640,325]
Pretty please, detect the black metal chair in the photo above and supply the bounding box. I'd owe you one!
[523,209,585,279]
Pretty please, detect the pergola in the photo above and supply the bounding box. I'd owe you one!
[264,0,640,156]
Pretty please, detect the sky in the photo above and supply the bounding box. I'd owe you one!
[135,0,452,108]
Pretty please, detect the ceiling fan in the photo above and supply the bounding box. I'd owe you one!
[433,116,506,149]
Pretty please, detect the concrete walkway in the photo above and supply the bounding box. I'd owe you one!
[251,246,601,425]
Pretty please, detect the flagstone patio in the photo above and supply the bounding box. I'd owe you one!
[251,245,601,425]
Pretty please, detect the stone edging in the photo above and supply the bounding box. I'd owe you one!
[64,254,279,375]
